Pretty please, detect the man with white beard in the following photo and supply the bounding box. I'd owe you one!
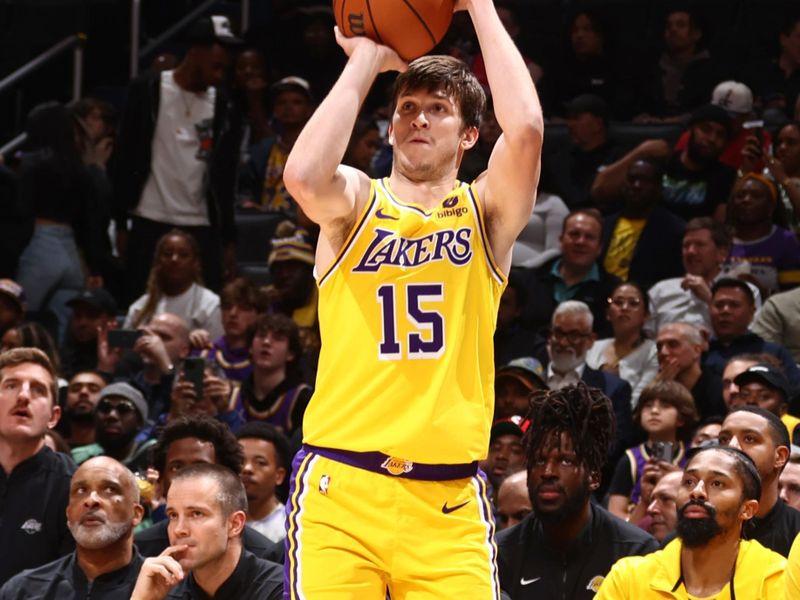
[545,301,634,496]
[0,456,145,599]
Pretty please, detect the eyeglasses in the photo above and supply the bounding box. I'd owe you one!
[548,328,591,344]
[608,297,642,308]
[96,398,137,416]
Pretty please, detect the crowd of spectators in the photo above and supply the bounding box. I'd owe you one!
[3,2,800,598]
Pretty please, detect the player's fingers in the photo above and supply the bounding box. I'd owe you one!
[161,544,189,558]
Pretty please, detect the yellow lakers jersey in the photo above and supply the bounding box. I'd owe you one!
[303,178,506,464]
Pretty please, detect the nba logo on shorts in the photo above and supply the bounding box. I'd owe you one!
[381,457,413,476]
[319,474,330,495]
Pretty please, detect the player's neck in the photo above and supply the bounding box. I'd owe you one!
[758,480,779,518]
[680,534,739,597]
[194,542,242,597]
[77,536,134,582]
[252,367,286,397]
[388,169,458,209]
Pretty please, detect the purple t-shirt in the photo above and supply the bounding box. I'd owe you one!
[728,226,800,293]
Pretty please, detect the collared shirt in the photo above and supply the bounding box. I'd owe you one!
[546,361,586,390]
[497,504,659,599]
[166,549,282,600]
[0,550,143,599]
[550,259,600,304]
[0,447,75,586]
[596,538,785,599]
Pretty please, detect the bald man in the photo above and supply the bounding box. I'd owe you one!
[0,456,145,599]
[496,470,532,530]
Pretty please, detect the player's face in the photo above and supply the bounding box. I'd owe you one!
[0,362,59,442]
[710,288,755,342]
[640,398,683,436]
[735,382,785,416]
[69,303,106,343]
[779,461,800,510]
[776,124,800,171]
[66,372,105,416]
[607,284,646,333]
[656,325,701,371]
[486,433,525,484]
[496,475,532,530]
[240,438,286,505]
[731,179,773,227]
[692,422,721,447]
[221,302,258,339]
[722,360,757,408]
[157,235,199,290]
[160,437,217,496]
[681,228,726,277]
[495,377,531,419]
[718,411,785,482]
[528,432,595,522]
[548,312,594,369]
[251,328,294,371]
[559,214,602,269]
[272,91,313,128]
[389,88,477,180]
[167,476,239,571]
[646,471,681,542]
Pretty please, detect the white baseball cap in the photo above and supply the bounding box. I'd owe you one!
[711,81,753,115]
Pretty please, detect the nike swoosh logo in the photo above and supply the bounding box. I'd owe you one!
[520,577,541,586]
[441,500,470,514]
[376,208,399,220]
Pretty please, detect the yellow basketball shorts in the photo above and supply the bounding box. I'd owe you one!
[284,446,500,599]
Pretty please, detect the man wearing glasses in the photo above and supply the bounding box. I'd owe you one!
[71,382,155,473]
[544,300,633,496]
[0,347,74,586]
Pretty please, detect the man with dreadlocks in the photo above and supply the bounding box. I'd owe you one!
[497,383,658,599]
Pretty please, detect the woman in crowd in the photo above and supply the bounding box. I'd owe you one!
[586,281,658,403]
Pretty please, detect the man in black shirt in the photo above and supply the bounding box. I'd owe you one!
[0,456,144,599]
[0,348,75,586]
[497,383,658,599]
[717,406,800,556]
[131,463,282,600]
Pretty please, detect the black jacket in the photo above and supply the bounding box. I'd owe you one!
[0,447,75,586]
[166,549,282,600]
[497,504,659,599]
[0,550,143,599]
[601,206,685,291]
[111,71,238,243]
[747,498,800,558]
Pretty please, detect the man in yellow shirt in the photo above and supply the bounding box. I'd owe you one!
[597,445,786,599]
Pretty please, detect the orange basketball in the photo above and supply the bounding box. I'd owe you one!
[333,0,455,61]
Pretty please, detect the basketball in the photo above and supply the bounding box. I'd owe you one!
[333,0,455,61]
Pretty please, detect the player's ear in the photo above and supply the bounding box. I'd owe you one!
[460,126,478,150]
[387,123,395,146]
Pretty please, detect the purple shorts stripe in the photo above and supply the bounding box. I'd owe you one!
[284,448,315,600]
[304,444,478,481]
[473,473,500,599]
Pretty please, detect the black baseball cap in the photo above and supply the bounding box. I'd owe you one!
[182,15,243,47]
[490,416,529,443]
[564,94,608,120]
[67,289,117,316]
[688,104,733,137]
[734,364,792,401]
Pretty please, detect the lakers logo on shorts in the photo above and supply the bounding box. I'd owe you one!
[586,575,605,592]
[380,457,413,476]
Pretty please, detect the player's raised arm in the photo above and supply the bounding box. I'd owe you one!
[466,0,544,269]
[283,30,406,231]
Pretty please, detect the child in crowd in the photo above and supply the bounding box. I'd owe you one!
[607,379,698,520]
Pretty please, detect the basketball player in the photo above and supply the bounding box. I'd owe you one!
[282,0,543,596]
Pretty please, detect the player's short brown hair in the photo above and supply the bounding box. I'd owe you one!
[392,55,486,130]
[634,380,699,440]
[0,347,58,405]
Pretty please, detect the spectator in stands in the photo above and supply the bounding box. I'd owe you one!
[719,406,800,557]
[766,121,800,224]
[486,417,526,497]
[237,422,289,544]
[494,282,537,368]
[648,218,761,335]
[600,158,685,289]
[459,102,501,182]
[1,322,64,385]
[494,357,546,420]
[230,47,273,147]
[517,209,620,337]
[15,102,113,341]
[239,77,314,216]
[544,301,633,473]
[113,15,242,302]
[60,288,117,379]
[542,94,626,210]
[752,286,800,363]
[607,380,697,521]
[61,370,107,448]
[134,416,282,563]
[125,229,223,340]
[654,322,722,419]
[71,382,154,472]
[691,417,723,447]
[0,456,144,599]
[593,104,736,222]
[232,314,312,435]
[0,279,25,337]
[495,470,531,531]
[497,383,657,598]
[720,353,772,410]
[643,470,682,543]
[596,446,785,599]
[725,174,800,295]
[509,189,569,269]
[732,364,800,445]
[342,116,381,176]
[191,277,264,382]
[703,278,800,404]
[0,348,74,586]
[779,455,800,510]
[131,463,283,599]
[634,8,718,122]
[586,282,658,403]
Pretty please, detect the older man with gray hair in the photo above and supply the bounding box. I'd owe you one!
[544,300,633,493]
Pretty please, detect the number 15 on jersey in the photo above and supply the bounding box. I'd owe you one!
[377,283,445,360]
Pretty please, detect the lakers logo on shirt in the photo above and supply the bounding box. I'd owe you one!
[381,457,414,476]
[352,227,473,273]
[586,575,605,592]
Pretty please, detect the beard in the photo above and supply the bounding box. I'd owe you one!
[676,500,722,547]
[66,405,95,424]
[549,347,584,373]
[530,477,590,524]
[68,514,131,550]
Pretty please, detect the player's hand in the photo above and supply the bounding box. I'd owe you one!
[766,156,788,183]
[171,380,199,415]
[204,374,231,413]
[96,319,122,373]
[130,545,187,600]
[635,139,671,160]
[189,329,212,350]
[135,329,172,374]
[334,26,407,73]
[681,274,712,303]
[740,134,763,174]
[657,358,681,382]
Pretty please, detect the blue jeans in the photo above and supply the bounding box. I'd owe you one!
[16,223,85,342]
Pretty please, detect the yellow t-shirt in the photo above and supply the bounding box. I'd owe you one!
[604,217,647,281]
[261,143,292,212]
[303,178,506,464]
